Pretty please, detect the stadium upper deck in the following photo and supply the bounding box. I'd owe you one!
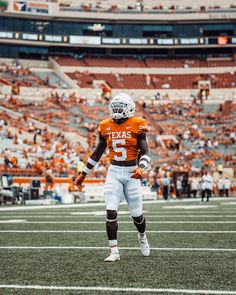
[0,0,236,58]
[4,0,236,21]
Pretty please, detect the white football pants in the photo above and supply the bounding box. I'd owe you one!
[104,164,143,217]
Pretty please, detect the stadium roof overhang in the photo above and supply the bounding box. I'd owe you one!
[1,11,236,24]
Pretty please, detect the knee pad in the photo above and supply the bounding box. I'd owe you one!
[132,214,144,225]
[106,210,117,222]
[130,206,143,218]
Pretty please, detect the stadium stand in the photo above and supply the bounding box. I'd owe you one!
[59,0,236,13]
[66,72,236,89]
[56,56,236,69]
[0,1,236,201]
[0,61,67,88]
[1,82,235,181]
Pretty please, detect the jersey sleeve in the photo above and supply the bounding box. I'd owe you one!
[98,122,105,137]
[98,119,110,137]
[137,118,149,134]
[98,123,102,133]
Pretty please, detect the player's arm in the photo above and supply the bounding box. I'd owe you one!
[74,133,107,190]
[131,132,151,179]
[138,131,150,169]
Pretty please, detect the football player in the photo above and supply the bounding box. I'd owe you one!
[75,93,151,262]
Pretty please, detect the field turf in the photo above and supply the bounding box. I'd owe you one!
[0,198,236,294]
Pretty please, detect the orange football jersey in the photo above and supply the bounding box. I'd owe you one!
[98,117,148,161]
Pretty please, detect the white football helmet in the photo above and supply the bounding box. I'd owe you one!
[109,93,135,120]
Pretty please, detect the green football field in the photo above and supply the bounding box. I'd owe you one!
[0,198,236,295]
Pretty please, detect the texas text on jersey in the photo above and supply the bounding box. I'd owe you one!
[98,117,149,162]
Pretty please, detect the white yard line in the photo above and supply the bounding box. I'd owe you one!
[1,210,236,215]
[0,246,235,252]
[221,202,236,205]
[0,285,236,294]
[1,211,236,216]
[0,230,236,233]
[0,215,236,218]
[0,198,234,211]
[148,215,236,219]
[163,205,218,209]
[0,220,27,223]
[1,220,236,224]
[146,211,236,214]
[0,204,105,211]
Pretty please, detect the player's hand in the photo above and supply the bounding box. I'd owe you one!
[130,167,143,179]
[74,173,86,191]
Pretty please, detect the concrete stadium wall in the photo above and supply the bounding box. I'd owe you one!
[1,85,236,101]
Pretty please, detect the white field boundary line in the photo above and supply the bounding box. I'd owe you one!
[1,215,236,218]
[1,221,236,224]
[221,202,236,205]
[0,246,235,252]
[146,211,236,213]
[1,210,236,215]
[0,230,236,234]
[0,285,236,295]
[0,204,106,211]
[0,197,234,211]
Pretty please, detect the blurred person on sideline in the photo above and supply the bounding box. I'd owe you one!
[45,168,54,191]
[176,178,183,200]
[224,177,232,197]
[68,175,84,203]
[162,173,170,200]
[190,177,199,198]
[217,176,225,197]
[201,171,213,202]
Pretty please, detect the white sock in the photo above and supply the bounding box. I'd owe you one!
[139,232,146,239]
[109,240,119,253]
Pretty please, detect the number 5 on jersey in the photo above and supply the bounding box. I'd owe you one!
[112,139,127,161]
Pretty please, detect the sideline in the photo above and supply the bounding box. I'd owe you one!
[1,214,236,219]
[0,246,235,252]
[0,197,235,211]
[1,220,236,224]
[0,284,236,294]
[0,230,236,233]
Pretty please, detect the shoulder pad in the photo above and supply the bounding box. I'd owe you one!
[99,118,111,126]
[136,117,149,133]
[98,118,112,133]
